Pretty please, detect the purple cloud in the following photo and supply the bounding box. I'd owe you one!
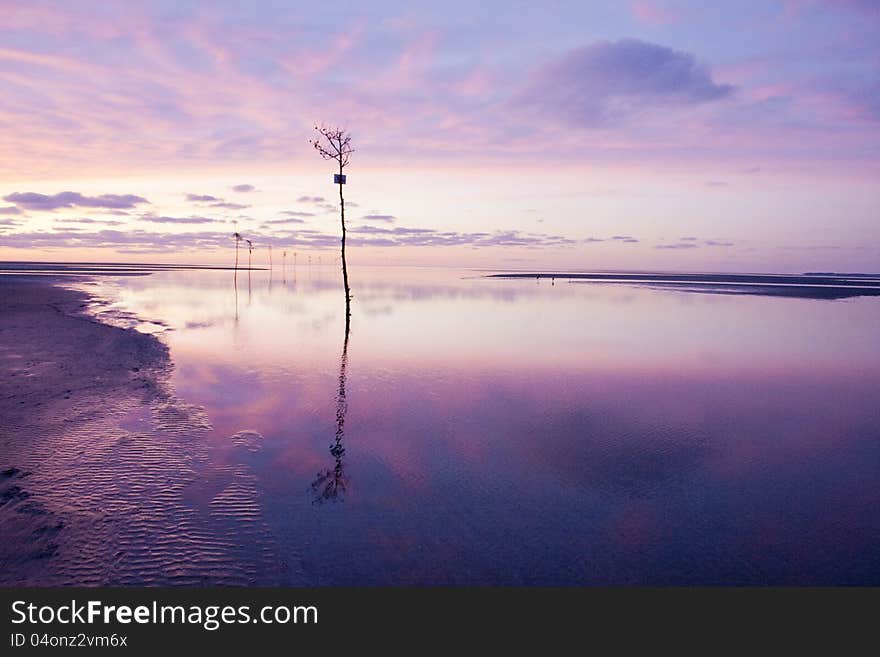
[0,229,238,253]
[611,235,640,243]
[361,214,396,222]
[656,242,699,249]
[654,237,733,249]
[55,217,124,226]
[185,193,221,202]
[280,210,315,217]
[0,206,22,215]
[3,191,150,211]
[1,223,578,252]
[231,184,256,192]
[263,218,306,225]
[209,202,250,210]
[297,196,326,204]
[844,79,880,121]
[840,0,880,15]
[140,215,222,224]
[348,224,575,248]
[518,38,734,125]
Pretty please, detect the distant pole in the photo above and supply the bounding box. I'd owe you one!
[233,232,242,270]
[269,245,273,269]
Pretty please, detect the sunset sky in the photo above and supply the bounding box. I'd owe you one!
[0,0,878,272]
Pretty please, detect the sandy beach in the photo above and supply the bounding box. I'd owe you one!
[0,277,169,444]
[0,277,168,583]
[0,276,276,585]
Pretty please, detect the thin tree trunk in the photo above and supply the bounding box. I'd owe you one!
[234,240,239,270]
[339,161,350,319]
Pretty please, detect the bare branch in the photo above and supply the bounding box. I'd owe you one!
[310,124,354,170]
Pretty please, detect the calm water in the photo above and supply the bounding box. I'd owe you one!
[67,266,880,584]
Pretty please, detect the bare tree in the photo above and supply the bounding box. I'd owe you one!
[245,238,253,269]
[311,124,354,322]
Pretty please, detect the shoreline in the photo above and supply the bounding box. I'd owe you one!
[1,275,279,586]
[0,275,173,584]
[0,275,280,586]
[487,272,880,299]
[0,276,170,447]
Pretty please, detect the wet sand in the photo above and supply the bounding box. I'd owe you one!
[488,272,880,299]
[0,276,277,585]
[0,277,169,441]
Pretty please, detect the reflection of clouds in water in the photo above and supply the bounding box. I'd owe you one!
[185,320,214,329]
[84,268,583,321]
[230,430,264,453]
[362,304,394,317]
[57,267,880,584]
[353,281,574,304]
[518,405,714,498]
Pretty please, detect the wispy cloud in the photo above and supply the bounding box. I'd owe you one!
[185,193,221,202]
[655,242,699,249]
[231,184,256,193]
[3,191,150,211]
[656,237,734,249]
[0,206,22,215]
[263,217,306,225]
[348,224,576,248]
[361,214,396,222]
[140,214,223,224]
[209,201,250,210]
[54,217,124,226]
[2,224,578,252]
[629,1,680,25]
[584,235,642,244]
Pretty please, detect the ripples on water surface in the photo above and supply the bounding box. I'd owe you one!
[10,266,880,584]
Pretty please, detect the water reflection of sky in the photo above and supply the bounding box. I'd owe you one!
[85,266,880,584]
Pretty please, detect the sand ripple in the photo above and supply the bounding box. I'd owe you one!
[0,279,280,585]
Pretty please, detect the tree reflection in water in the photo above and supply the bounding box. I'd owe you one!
[311,311,351,503]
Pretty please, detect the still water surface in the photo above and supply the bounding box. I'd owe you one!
[74,266,880,584]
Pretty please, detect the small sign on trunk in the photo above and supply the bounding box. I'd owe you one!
[334,174,347,184]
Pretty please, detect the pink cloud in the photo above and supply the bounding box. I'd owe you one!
[630,0,680,24]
